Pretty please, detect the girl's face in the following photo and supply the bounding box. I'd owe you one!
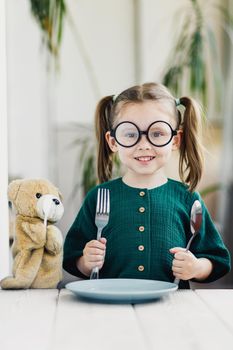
[106,101,182,183]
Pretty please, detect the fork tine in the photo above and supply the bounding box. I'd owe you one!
[96,188,101,214]
[101,189,104,214]
[102,189,109,214]
[101,189,105,213]
[97,188,104,214]
[106,189,110,214]
[102,189,106,214]
[104,189,107,214]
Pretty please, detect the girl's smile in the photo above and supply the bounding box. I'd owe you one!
[134,156,156,162]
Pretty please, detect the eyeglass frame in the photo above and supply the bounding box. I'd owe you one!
[110,120,178,148]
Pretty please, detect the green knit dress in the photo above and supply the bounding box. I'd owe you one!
[63,178,231,288]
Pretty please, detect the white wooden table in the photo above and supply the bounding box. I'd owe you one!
[0,289,233,350]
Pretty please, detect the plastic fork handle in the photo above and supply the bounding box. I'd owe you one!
[90,266,99,280]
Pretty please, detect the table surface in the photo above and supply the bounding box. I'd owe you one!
[0,288,233,350]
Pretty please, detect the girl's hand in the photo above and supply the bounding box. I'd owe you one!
[76,238,107,277]
[169,247,201,281]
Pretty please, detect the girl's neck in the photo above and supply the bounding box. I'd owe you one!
[122,170,168,189]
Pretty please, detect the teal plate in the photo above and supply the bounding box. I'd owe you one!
[65,279,178,304]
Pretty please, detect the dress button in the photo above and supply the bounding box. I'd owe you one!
[138,265,144,272]
[139,226,145,232]
[139,207,145,213]
[139,191,145,197]
[138,245,144,251]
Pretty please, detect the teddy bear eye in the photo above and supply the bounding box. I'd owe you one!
[36,193,42,199]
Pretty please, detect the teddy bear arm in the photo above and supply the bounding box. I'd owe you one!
[21,221,46,247]
[45,225,63,255]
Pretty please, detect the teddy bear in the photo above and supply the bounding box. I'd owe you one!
[0,178,64,289]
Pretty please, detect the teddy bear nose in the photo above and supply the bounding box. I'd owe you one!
[52,198,60,205]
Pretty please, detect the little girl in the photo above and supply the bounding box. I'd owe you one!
[63,83,230,288]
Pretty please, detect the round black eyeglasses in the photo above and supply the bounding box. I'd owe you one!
[110,121,177,148]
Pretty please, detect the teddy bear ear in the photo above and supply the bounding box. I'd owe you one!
[8,180,22,203]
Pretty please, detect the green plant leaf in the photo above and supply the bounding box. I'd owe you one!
[162,0,230,113]
[30,0,66,58]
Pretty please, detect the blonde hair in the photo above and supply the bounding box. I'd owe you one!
[95,82,204,192]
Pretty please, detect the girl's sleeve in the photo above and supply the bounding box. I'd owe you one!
[63,188,97,278]
[190,193,231,283]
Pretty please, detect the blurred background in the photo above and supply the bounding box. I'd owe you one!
[5,0,233,286]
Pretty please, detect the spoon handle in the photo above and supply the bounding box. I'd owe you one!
[174,276,180,285]
[174,233,198,285]
[185,233,196,251]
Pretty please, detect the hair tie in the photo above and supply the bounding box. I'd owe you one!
[112,94,118,102]
[175,98,181,107]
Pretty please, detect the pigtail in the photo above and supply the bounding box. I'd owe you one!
[95,96,114,183]
[179,97,204,192]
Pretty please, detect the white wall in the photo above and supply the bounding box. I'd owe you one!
[137,0,187,82]
[7,0,49,180]
[0,0,10,278]
[56,0,136,126]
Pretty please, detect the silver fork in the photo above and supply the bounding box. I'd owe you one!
[90,188,110,279]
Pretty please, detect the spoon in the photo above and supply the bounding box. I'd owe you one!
[174,200,202,285]
[186,200,202,250]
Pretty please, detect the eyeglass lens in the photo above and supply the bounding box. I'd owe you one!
[114,121,174,147]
